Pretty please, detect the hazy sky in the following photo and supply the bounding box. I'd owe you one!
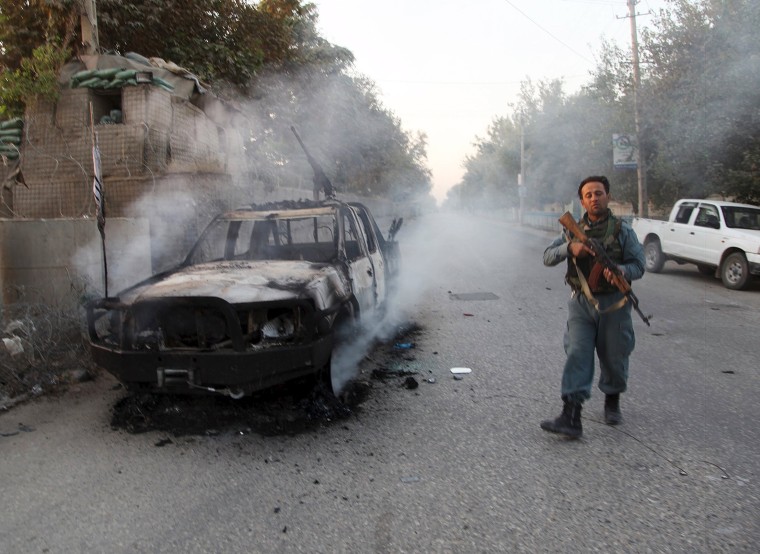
[313,0,668,202]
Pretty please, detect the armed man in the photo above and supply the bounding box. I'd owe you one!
[541,176,646,439]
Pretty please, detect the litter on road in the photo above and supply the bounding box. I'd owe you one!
[450,367,472,374]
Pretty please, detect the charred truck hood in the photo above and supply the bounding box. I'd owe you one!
[121,260,351,308]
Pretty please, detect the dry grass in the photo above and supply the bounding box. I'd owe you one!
[0,287,97,405]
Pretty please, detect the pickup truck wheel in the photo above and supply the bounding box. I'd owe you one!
[721,252,750,290]
[325,308,358,395]
[644,240,665,273]
[317,356,337,396]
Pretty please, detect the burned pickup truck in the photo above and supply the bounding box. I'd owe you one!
[86,199,401,397]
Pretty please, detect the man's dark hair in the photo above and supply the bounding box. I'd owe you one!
[578,175,610,198]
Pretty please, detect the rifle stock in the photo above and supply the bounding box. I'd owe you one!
[558,211,588,242]
[558,211,651,325]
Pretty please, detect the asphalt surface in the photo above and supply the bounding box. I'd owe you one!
[1,211,758,553]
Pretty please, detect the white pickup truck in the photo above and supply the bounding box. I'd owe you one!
[632,199,760,290]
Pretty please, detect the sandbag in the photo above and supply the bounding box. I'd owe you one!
[151,77,175,91]
[125,52,152,66]
[0,118,24,130]
[115,69,137,80]
[71,69,96,83]
[76,77,101,88]
[94,67,121,79]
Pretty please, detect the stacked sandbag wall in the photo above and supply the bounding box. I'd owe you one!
[0,118,23,161]
[15,81,239,220]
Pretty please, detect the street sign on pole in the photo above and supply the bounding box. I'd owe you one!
[613,134,638,169]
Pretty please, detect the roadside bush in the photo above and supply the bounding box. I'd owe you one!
[0,287,96,405]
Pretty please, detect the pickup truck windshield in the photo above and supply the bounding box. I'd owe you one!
[186,213,338,265]
[721,206,760,230]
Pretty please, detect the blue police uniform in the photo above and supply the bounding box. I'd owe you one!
[543,211,645,405]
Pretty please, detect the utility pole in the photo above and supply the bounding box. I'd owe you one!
[626,0,648,216]
[518,118,525,224]
[80,0,99,55]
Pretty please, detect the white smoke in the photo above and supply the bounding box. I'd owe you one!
[329,211,488,394]
[71,183,214,298]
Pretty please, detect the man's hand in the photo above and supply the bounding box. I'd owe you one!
[603,266,627,287]
[568,240,594,258]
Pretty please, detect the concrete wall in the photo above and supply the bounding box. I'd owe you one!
[0,218,151,309]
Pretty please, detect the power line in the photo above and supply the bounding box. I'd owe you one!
[500,0,595,63]
[372,77,588,86]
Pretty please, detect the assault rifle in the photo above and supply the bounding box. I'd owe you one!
[558,211,651,326]
[290,126,335,200]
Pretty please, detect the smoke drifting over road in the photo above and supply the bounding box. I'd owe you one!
[329,212,496,394]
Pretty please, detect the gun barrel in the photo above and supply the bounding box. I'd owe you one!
[290,126,335,199]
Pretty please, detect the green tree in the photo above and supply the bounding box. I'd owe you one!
[642,0,760,206]
[455,0,760,211]
[0,0,79,70]
[243,68,431,200]
[458,77,636,211]
[96,0,339,89]
[0,41,70,116]
[456,116,521,209]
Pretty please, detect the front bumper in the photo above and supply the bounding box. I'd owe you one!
[87,295,335,395]
[747,252,760,276]
[89,337,332,395]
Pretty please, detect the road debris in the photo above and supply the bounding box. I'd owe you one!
[450,367,472,374]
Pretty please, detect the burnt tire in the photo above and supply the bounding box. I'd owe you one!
[721,252,750,290]
[644,240,665,273]
[317,355,336,395]
[324,308,358,396]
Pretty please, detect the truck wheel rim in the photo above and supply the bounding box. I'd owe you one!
[727,261,742,284]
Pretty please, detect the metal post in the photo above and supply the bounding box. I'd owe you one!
[80,0,99,54]
[628,0,648,216]
[519,119,525,224]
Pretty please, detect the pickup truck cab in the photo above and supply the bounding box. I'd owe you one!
[632,199,760,289]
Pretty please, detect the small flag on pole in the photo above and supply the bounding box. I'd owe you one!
[90,102,108,298]
[92,138,105,235]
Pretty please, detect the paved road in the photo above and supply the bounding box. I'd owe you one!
[1,211,758,553]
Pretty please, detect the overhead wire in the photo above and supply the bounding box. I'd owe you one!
[500,0,596,63]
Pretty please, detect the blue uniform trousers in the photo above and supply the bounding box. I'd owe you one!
[561,291,635,403]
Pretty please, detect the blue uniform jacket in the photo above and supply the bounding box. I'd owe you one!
[543,216,646,283]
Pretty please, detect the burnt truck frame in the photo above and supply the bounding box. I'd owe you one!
[86,199,401,397]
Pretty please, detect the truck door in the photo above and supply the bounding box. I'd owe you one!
[351,206,387,307]
[689,203,723,265]
[340,207,377,318]
[666,201,699,258]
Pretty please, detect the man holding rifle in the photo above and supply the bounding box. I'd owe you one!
[541,176,646,438]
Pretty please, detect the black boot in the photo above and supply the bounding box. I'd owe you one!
[604,394,622,425]
[540,399,583,438]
